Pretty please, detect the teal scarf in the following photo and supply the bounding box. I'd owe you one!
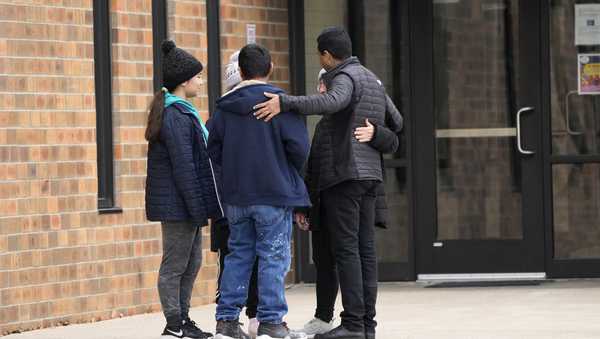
[163,88,209,142]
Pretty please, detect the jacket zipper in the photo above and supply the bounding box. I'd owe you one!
[177,105,225,217]
[208,156,225,217]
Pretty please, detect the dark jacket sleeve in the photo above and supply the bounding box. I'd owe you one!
[162,111,205,221]
[279,74,354,115]
[207,111,224,166]
[369,124,399,154]
[368,95,404,154]
[277,111,310,173]
[384,94,403,133]
[374,183,388,229]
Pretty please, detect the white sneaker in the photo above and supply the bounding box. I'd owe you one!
[289,330,308,339]
[301,318,334,338]
[248,318,259,338]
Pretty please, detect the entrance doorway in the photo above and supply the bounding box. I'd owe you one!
[412,0,546,276]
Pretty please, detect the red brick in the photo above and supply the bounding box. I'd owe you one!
[0,0,292,334]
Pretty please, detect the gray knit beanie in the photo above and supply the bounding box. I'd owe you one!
[224,51,242,91]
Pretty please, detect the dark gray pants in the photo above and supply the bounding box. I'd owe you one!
[158,221,203,326]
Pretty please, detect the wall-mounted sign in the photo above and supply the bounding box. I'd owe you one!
[578,54,600,95]
[575,4,600,45]
[246,24,256,44]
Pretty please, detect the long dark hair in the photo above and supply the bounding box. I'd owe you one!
[145,90,166,142]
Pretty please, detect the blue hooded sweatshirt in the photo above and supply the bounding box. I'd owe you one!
[207,82,311,207]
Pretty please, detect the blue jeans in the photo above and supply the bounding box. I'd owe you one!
[216,204,293,324]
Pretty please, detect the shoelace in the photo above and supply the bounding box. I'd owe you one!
[184,318,201,330]
[184,319,212,335]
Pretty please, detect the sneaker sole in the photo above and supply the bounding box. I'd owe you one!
[214,334,239,339]
[257,335,309,339]
[256,336,292,339]
[302,329,331,338]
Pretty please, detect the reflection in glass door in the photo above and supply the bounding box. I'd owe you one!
[361,0,412,280]
[434,1,523,241]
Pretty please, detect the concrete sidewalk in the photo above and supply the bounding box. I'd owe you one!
[5,280,600,339]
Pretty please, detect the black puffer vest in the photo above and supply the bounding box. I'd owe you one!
[316,57,387,190]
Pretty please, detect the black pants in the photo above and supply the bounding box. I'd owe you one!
[321,180,378,332]
[217,247,259,319]
[312,212,339,323]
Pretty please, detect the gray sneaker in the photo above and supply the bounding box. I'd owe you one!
[301,318,334,338]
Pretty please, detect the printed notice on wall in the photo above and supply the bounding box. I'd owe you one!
[575,4,600,45]
[246,24,256,44]
[578,54,600,95]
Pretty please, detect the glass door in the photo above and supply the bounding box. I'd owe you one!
[548,0,600,277]
[413,0,545,275]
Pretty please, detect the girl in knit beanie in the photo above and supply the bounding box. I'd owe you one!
[145,40,222,339]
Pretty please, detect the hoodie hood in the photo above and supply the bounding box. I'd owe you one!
[216,82,284,116]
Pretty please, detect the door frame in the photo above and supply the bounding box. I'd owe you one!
[540,0,600,278]
[411,0,546,275]
[290,0,600,281]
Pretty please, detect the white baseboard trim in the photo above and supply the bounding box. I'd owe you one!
[417,272,547,282]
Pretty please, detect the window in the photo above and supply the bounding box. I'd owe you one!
[93,0,120,213]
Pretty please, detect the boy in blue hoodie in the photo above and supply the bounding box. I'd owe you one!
[208,44,310,339]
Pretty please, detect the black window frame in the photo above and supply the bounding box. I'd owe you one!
[288,0,306,283]
[93,0,121,214]
[152,0,169,93]
[206,0,222,115]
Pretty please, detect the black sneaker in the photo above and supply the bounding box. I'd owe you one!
[182,317,213,338]
[314,325,365,339]
[215,320,250,339]
[162,325,184,338]
[257,322,293,339]
[365,331,375,339]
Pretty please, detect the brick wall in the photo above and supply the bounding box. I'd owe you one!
[220,0,289,91]
[0,1,103,334]
[0,0,291,334]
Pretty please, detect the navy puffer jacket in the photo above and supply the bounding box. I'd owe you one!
[145,103,223,226]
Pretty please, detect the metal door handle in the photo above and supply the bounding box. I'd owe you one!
[565,90,584,136]
[517,107,535,155]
